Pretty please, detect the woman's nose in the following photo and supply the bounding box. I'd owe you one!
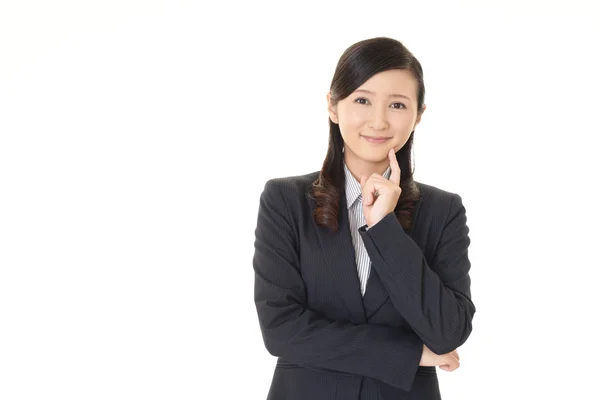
[368,109,388,130]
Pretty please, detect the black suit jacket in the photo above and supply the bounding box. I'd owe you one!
[253,171,476,400]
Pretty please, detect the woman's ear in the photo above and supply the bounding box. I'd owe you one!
[326,92,339,124]
[414,104,426,128]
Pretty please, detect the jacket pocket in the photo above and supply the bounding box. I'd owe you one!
[415,366,437,377]
[276,359,303,369]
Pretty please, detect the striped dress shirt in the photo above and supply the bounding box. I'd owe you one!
[343,162,392,296]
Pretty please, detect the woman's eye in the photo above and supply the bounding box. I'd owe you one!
[354,98,369,105]
[391,103,406,109]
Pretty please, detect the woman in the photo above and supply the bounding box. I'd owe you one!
[252,37,476,400]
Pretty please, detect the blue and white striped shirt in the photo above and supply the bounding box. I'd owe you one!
[343,162,391,296]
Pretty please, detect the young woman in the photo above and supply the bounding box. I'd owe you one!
[252,37,476,400]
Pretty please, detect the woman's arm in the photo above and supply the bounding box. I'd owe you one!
[253,179,423,391]
[358,193,476,355]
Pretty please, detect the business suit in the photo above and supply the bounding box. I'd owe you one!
[253,170,475,399]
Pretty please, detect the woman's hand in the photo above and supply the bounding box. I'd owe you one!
[360,148,402,228]
[419,344,461,372]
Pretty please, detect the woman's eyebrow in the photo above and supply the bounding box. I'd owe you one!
[354,89,411,100]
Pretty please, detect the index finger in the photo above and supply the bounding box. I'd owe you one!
[388,147,401,185]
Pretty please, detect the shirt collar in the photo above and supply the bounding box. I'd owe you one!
[344,162,392,209]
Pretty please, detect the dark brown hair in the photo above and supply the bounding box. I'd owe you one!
[309,37,425,233]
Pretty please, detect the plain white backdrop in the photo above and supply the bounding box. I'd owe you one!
[1,0,599,398]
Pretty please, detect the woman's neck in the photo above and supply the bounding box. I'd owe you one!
[344,154,390,183]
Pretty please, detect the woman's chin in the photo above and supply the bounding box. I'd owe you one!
[359,153,389,163]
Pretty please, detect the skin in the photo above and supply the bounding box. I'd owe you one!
[327,69,461,372]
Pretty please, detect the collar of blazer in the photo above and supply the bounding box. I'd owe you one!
[305,185,423,323]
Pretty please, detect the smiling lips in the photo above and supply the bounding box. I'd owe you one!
[361,135,391,144]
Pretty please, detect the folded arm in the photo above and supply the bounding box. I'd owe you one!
[359,193,476,355]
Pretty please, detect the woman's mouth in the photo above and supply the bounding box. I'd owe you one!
[361,135,391,144]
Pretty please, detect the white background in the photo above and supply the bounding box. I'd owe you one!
[1,1,599,399]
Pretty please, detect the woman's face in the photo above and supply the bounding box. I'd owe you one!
[327,69,425,164]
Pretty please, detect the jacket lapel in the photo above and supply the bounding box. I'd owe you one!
[306,192,367,324]
[362,262,388,319]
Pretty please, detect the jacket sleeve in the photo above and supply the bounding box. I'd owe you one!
[253,179,423,391]
[358,193,476,355]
